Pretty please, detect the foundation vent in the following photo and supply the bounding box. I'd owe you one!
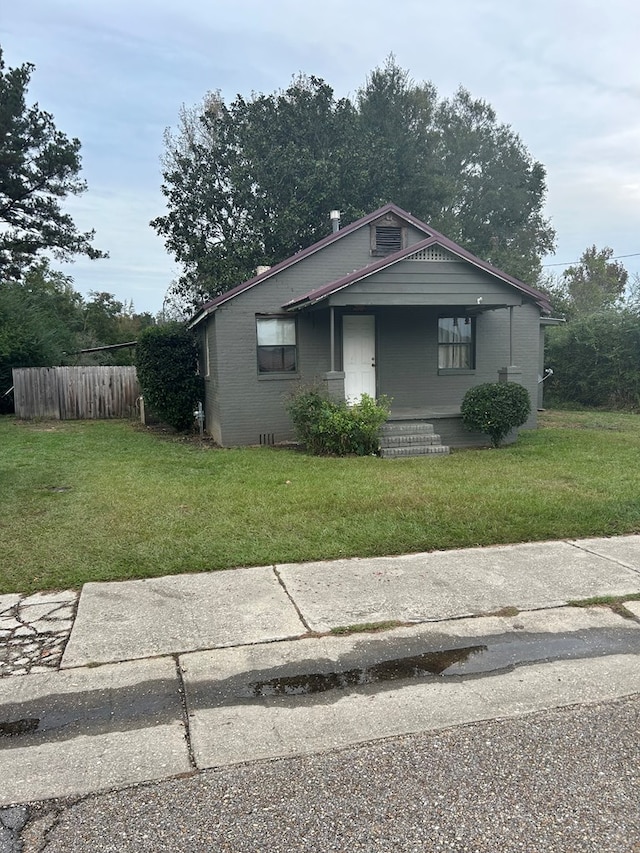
[259,432,275,446]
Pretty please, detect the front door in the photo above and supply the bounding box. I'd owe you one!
[343,315,376,403]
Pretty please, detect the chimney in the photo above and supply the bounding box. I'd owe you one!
[330,210,341,233]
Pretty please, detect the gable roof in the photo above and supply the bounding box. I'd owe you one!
[284,233,552,313]
[188,203,433,327]
[189,203,551,326]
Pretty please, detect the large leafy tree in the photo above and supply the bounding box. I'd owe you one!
[0,47,106,278]
[561,245,628,318]
[152,79,368,305]
[428,88,554,283]
[154,58,555,309]
[540,246,629,319]
[234,75,369,260]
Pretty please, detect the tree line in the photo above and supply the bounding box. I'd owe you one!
[0,46,154,413]
[541,247,640,409]
[0,260,155,412]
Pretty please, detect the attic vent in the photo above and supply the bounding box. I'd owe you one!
[408,246,457,262]
[374,226,402,255]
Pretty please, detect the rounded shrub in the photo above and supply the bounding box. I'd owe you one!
[461,382,531,448]
[136,323,203,432]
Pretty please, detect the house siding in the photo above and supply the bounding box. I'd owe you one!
[200,315,223,444]
[328,260,522,307]
[199,216,542,447]
[210,225,431,446]
[374,302,540,426]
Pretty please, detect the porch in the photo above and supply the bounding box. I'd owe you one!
[380,404,515,456]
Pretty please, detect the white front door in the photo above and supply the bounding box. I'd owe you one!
[343,315,376,403]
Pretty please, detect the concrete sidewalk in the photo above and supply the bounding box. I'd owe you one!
[1,535,640,806]
[62,535,640,667]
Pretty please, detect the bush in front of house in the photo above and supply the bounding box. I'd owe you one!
[136,323,203,431]
[461,382,531,448]
[287,388,391,455]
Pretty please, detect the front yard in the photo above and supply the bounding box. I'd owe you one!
[1,410,639,594]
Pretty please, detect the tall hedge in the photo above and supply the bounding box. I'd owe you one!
[545,310,640,409]
[136,323,203,431]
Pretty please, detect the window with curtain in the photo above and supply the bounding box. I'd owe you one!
[256,316,297,373]
[438,316,475,369]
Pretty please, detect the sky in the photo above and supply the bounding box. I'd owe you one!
[3,0,640,315]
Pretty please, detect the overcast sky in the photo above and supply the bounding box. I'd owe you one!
[3,0,640,314]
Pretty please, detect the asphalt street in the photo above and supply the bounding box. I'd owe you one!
[18,695,640,853]
[2,536,640,851]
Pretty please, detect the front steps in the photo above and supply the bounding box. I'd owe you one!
[380,420,450,458]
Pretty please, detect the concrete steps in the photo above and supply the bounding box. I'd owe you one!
[380,420,450,458]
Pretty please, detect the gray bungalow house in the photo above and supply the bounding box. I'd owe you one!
[188,203,552,452]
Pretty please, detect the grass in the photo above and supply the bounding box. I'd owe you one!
[568,593,640,618]
[1,409,639,593]
[330,621,405,636]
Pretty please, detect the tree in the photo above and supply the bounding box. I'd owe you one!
[234,75,368,262]
[152,78,368,307]
[153,60,555,310]
[0,47,106,278]
[538,247,629,320]
[0,261,83,410]
[428,87,554,283]
[561,246,628,318]
[356,60,444,221]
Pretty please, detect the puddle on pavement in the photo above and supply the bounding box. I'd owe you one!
[1,627,639,743]
[244,646,486,697]
[0,718,39,737]
[239,627,640,700]
[0,678,182,745]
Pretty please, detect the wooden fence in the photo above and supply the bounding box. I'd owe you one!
[12,366,141,420]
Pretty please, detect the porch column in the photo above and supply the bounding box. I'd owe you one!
[330,306,335,373]
[323,306,345,400]
[498,306,522,384]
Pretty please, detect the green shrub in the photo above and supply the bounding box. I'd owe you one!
[287,388,391,455]
[545,310,640,409]
[136,323,203,431]
[461,382,531,447]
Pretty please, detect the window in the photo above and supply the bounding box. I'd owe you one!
[256,316,297,373]
[438,316,475,370]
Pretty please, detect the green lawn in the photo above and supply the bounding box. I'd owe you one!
[1,410,639,594]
